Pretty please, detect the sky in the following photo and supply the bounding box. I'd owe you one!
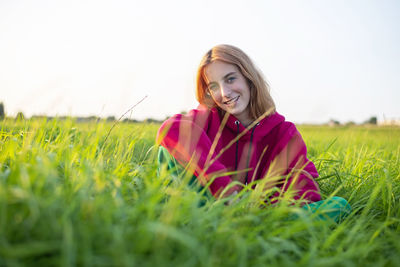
[0,0,399,124]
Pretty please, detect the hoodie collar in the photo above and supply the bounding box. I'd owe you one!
[223,110,285,141]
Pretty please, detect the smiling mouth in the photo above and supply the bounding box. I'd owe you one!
[223,96,240,105]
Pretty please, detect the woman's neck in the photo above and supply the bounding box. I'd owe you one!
[235,112,253,128]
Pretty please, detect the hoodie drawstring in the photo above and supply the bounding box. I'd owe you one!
[235,121,258,185]
[235,121,240,171]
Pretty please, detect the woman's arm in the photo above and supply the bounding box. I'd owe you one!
[156,111,239,197]
[280,130,321,203]
[261,126,321,204]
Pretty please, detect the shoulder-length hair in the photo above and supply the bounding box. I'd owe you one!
[196,44,275,120]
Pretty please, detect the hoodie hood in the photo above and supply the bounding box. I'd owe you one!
[208,106,286,142]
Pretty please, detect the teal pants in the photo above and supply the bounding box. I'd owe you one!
[301,196,351,223]
[157,146,351,223]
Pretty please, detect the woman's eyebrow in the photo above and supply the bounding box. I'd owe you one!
[223,72,236,79]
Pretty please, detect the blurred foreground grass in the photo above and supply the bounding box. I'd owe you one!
[0,118,399,266]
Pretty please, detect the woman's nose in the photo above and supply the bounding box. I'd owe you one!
[220,83,232,98]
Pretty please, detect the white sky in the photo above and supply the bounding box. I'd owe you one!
[0,0,399,124]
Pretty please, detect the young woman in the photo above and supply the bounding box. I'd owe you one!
[157,44,350,221]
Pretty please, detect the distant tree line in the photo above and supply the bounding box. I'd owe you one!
[0,102,387,126]
[328,116,378,126]
[0,102,4,120]
[0,102,164,123]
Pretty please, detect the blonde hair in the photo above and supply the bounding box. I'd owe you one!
[196,44,275,120]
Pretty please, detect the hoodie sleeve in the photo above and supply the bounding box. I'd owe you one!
[280,127,321,203]
[156,110,233,196]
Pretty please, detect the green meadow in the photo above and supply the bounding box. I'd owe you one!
[0,118,399,266]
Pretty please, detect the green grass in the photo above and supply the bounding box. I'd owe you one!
[0,118,399,266]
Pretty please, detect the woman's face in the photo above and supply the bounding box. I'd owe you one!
[204,60,251,125]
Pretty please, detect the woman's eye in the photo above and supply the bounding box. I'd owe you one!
[227,77,236,83]
[209,84,219,92]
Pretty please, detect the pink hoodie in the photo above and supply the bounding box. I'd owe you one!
[157,106,321,203]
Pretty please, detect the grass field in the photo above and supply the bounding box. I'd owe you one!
[0,118,399,266]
